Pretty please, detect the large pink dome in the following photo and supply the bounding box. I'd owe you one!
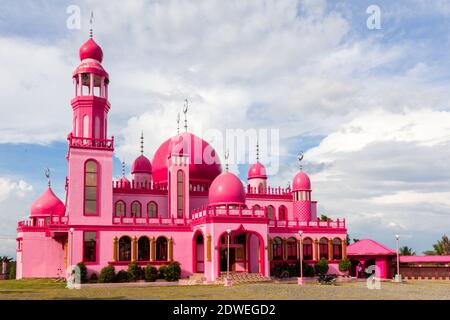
[247,162,267,180]
[79,38,103,62]
[30,187,65,217]
[131,155,152,174]
[152,132,222,184]
[292,171,311,191]
[208,172,246,206]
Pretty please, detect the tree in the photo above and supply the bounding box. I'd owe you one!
[424,235,450,255]
[352,238,360,243]
[345,234,351,246]
[399,246,415,256]
[320,215,331,222]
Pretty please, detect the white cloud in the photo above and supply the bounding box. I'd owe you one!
[0,177,33,202]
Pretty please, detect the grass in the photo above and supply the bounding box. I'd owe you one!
[0,279,449,300]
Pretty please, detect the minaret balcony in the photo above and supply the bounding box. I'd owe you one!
[68,135,114,151]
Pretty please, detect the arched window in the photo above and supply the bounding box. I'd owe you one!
[303,238,313,260]
[258,183,264,193]
[156,237,168,261]
[84,160,98,215]
[94,116,100,139]
[131,201,141,217]
[253,205,261,211]
[332,238,342,260]
[138,236,150,261]
[118,236,131,261]
[83,115,89,138]
[287,237,297,260]
[147,201,158,218]
[278,205,287,221]
[267,205,275,220]
[114,201,125,217]
[319,237,329,260]
[177,170,184,218]
[272,237,283,261]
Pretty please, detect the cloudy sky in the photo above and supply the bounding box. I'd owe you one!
[1,0,450,257]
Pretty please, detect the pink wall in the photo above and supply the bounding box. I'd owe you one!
[17,231,66,279]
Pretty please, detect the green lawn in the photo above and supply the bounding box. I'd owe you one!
[0,279,449,300]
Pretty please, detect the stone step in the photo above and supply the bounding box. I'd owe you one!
[216,272,272,284]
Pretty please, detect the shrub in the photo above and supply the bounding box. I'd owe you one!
[99,265,115,283]
[144,265,158,282]
[272,262,289,278]
[295,260,315,277]
[127,261,141,282]
[339,258,351,272]
[165,262,181,281]
[89,272,98,283]
[7,262,16,280]
[159,264,168,279]
[116,270,129,283]
[314,258,329,275]
[76,262,88,283]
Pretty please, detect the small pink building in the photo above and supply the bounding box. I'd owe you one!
[16,35,349,282]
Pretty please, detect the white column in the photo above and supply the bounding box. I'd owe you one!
[89,73,94,96]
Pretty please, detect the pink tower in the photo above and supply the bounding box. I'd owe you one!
[247,141,267,193]
[66,33,113,227]
[292,168,312,222]
[131,132,152,185]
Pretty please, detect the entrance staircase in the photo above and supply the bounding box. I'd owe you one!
[216,272,272,284]
[178,273,207,285]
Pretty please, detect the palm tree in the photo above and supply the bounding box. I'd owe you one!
[399,246,415,256]
[424,235,450,255]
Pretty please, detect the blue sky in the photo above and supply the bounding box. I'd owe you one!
[1,0,450,257]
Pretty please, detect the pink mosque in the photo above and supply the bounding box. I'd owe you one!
[17,34,448,283]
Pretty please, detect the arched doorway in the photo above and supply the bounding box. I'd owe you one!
[193,231,205,273]
[217,227,265,277]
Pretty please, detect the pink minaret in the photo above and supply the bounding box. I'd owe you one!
[292,154,312,222]
[247,141,268,193]
[66,30,113,226]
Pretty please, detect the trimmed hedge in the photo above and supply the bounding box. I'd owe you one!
[314,258,329,275]
[99,265,115,283]
[144,265,159,282]
[339,258,351,272]
[127,261,142,281]
[165,262,181,281]
[76,262,88,283]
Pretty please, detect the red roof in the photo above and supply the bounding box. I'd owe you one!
[347,239,396,256]
[399,256,450,263]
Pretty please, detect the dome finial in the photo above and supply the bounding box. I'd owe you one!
[89,11,94,38]
[256,138,260,162]
[183,99,189,132]
[224,149,230,172]
[140,131,144,155]
[44,168,51,187]
[298,151,304,171]
[176,112,180,135]
[121,160,126,177]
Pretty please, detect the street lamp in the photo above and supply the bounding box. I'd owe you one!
[225,229,232,287]
[394,234,402,283]
[298,230,304,285]
[69,228,74,275]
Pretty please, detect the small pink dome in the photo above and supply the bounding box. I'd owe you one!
[131,155,152,174]
[30,187,65,217]
[248,162,267,180]
[208,172,246,206]
[292,171,311,191]
[79,38,103,62]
